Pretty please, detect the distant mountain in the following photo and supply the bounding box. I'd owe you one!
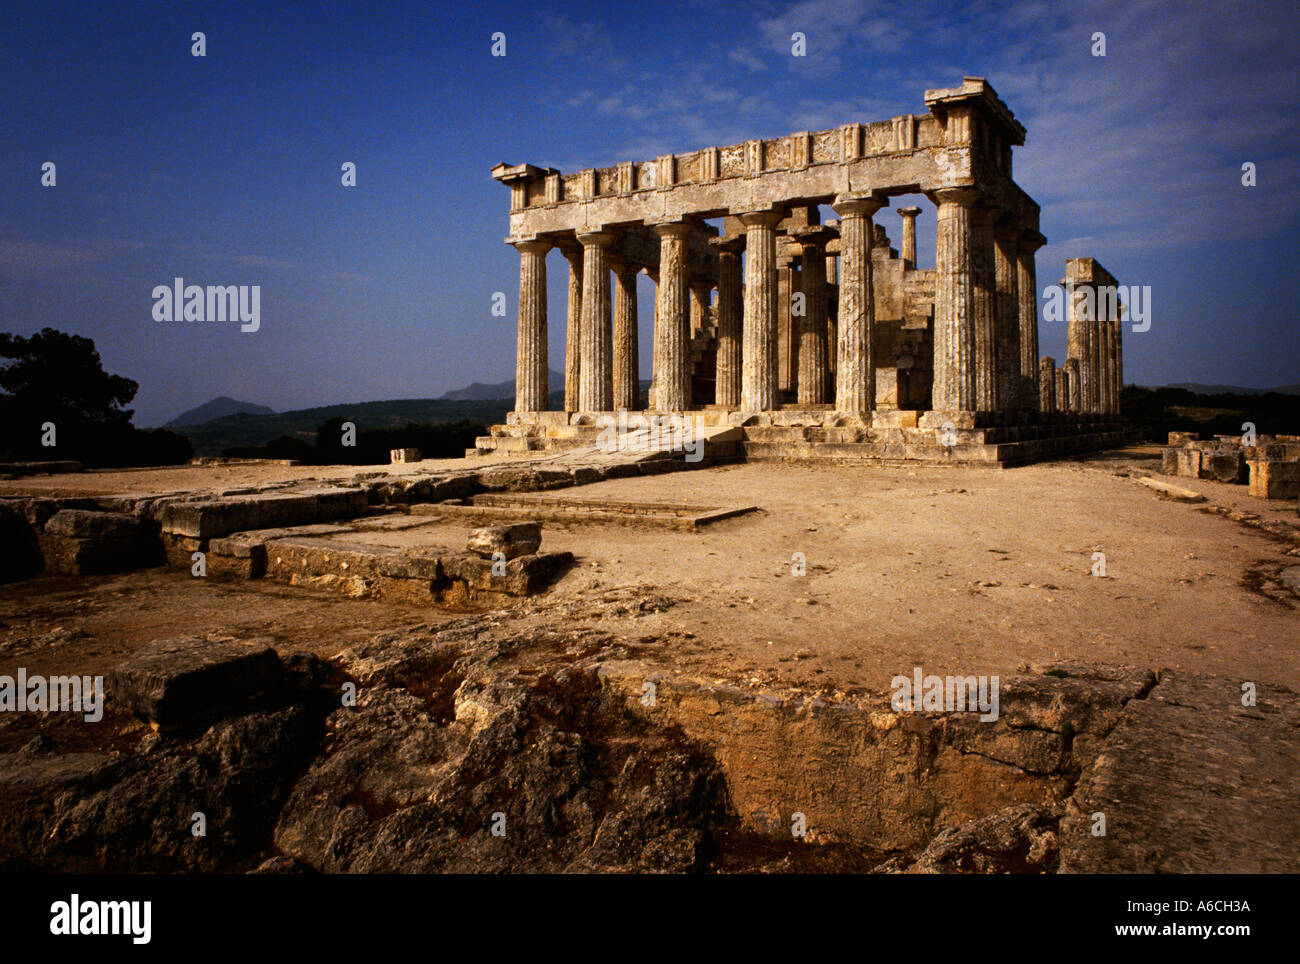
[441,369,564,401]
[168,395,564,457]
[1164,383,1300,396]
[166,396,275,427]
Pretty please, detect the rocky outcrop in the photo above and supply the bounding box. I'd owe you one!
[273,626,729,873]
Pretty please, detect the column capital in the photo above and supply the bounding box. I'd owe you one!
[650,220,694,240]
[737,209,785,229]
[831,194,886,217]
[509,238,552,255]
[931,186,981,207]
[576,230,616,247]
[896,205,922,218]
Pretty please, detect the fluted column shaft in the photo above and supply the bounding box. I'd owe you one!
[898,206,921,270]
[511,239,550,412]
[1016,240,1042,411]
[712,241,744,407]
[577,232,614,412]
[993,224,1021,413]
[611,257,640,411]
[1039,356,1055,413]
[796,237,829,405]
[561,248,583,412]
[1064,358,1081,413]
[652,222,692,411]
[740,210,783,412]
[932,188,978,412]
[1067,281,1098,413]
[830,196,884,415]
[971,205,999,412]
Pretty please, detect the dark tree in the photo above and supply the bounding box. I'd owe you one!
[0,327,190,466]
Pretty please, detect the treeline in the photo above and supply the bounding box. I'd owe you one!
[1121,385,1300,442]
[0,328,192,468]
[223,417,486,465]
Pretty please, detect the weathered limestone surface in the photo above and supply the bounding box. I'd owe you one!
[40,509,163,575]
[109,636,285,731]
[1060,672,1300,873]
[466,522,542,560]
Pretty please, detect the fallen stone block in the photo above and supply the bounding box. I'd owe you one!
[39,510,164,575]
[390,448,420,463]
[440,549,573,597]
[467,522,542,560]
[1248,459,1300,500]
[1137,477,1206,503]
[108,636,285,732]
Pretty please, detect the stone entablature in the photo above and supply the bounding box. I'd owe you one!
[494,78,1039,243]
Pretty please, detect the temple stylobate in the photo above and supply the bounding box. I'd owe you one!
[485,78,1134,465]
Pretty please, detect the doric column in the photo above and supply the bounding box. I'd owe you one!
[576,231,614,412]
[831,195,885,415]
[1016,233,1044,411]
[652,222,693,411]
[791,227,832,405]
[971,203,999,413]
[510,239,550,413]
[739,209,784,411]
[560,245,583,412]
[610,254,640,412]
[690,280,712,335]
[710,237,744,407]
[1064,358,1081,413]
[931,187,979,413]
[1066,279,1097,413]
[993,220,1021,412]
[1039,356,1056,413]
[1113,309,1124,415]
[1098,304,1114,415]
[897,206,921,270]
[777,256,800,396]
[1055,367,1069,414]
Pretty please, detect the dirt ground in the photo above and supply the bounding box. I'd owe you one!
[3,446,1297,711]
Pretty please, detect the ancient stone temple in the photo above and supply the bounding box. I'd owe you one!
[482,77,1134,465]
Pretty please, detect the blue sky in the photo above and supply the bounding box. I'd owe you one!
[2,0,1297,426]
